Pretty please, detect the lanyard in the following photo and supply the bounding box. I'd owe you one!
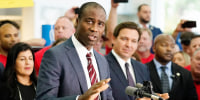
[16,82,36,100]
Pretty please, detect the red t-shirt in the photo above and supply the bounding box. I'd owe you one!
[185,65,191,70]
[194,82,200,100]
[141,53,154,64]
[34,46,51,75]
[105,45,112,55]
[0,54,7,67]
[185,65,200,100]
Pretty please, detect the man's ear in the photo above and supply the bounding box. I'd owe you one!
[0,36,1,45]
[187,47,192,56]
[112,35,116,45]
[137,12,140,17]
[76,18,79,25]
[190,56,193,63]
[153,44,156,53]
[150,40,153,47]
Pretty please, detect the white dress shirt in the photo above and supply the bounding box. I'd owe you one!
[112,50,136,84]
[138,23,150,29]
[72,35,100,89]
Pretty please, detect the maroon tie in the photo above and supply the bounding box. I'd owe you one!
[86,53,99,100]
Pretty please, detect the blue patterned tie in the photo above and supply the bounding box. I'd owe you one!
[161,66,170,93]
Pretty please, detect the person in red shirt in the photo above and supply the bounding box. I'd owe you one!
[185,48,200,100]
[0,20,47,67]
[0,20,20,67]
[104,0,118,55]
[34,16,75,75]
[136,28,154,64]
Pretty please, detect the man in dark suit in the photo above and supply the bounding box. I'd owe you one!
[0,63,4,81]
[36,2,113,100]
[146,34,198,100]
[105,21,150,100]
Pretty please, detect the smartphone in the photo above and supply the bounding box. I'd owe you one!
[114,0,128,3]
[74,8,79,14]
[182,21,196,28]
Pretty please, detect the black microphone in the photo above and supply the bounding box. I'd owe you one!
[125,86,163,100]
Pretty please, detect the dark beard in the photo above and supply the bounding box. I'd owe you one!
[2,46,11,52]
[155,54,171,65]
[141,18,149,24]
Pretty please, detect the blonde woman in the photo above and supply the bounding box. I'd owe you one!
[173,51,190,67]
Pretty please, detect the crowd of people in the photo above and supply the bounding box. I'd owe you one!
[0,0,199,100]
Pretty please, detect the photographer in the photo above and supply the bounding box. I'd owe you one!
[172,20,194,51]
[179,32,194,55]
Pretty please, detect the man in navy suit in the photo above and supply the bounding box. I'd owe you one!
[36,2,113,100]
[146,34,198,100]
[105,21,151,100]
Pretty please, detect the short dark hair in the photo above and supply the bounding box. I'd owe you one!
[0,20,20,29]
[113,21,141,41]
[191,34,200,40]
[2,42,37,98]
[78,2,106,19]
[138,4,149,12]
[180,32,194,46]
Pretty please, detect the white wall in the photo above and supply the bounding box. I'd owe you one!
[21,7,34,41]
[151,0,165,31]
[21,0,165,40]
[33,0,110,39]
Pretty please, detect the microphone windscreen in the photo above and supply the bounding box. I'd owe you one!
[136,83,143,88]
[125,86,138,96]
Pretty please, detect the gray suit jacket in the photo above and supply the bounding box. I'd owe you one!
[36,38,113,100]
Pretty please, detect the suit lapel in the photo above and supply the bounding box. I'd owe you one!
[94,51,104,80]
[131,60,143,83]
[64,38,88,93]
[94,51,106,100]
[148,61,162,92]
[170,63,181,94]
[149,25,154,30]
[108,53,128,86]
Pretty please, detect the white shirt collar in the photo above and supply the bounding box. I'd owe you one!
[138,23,150,28]
[112,50,131,68]
[72,34,100,89]
[72,34,94,56]
[111,50,136,84]
[153,58,172,71]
